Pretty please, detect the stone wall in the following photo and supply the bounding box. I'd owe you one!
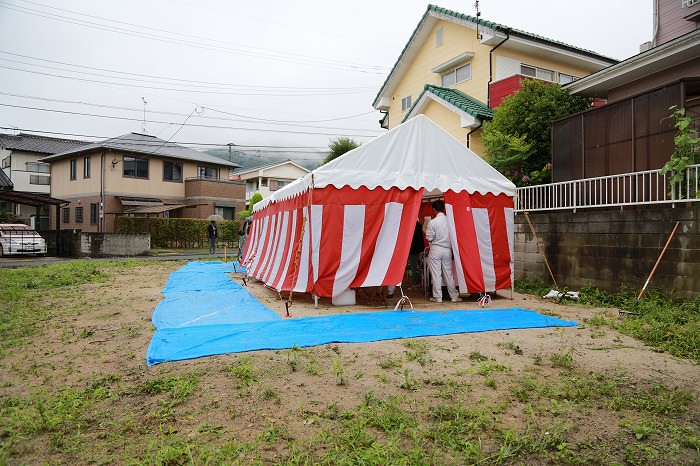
[514,204,699,299]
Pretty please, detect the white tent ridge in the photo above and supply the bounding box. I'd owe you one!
[254,115,515,212]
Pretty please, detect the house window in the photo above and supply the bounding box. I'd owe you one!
[521,64,554,82]
[1,156,9,168]
[26,162,50,173]
[29,175,50,185]
[83,156,90,178]
[441,63,472,87]
[401,95,412,112]
[163,161,183,182]
[62,207,70,223]
[123,156,149,178]
[215,206,235,220]
[260,178,268,187]
[69,159,77,180]
[90,203,98,225]
[558,73,578,85]
[435,27,443,47]
[682,0,699,7]
[75,206,83,224]
[198,166,218,179]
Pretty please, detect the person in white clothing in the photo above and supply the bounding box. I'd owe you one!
[425,200,461,303]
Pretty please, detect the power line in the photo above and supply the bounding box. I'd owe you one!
[0,50,377,92]
[0,63,376,97]
[0,104,381,138]
[2,1,388,74]
[0,126,331,162]
[0,93,383,132]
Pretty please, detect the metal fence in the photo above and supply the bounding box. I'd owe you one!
[515,164,700,212]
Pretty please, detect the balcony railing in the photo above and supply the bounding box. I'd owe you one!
[515,164,700,212]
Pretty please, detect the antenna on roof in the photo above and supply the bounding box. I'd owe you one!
[141,97,148,134]
[474,0,481,40]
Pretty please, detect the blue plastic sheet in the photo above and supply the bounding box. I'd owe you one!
[146,262,577,366]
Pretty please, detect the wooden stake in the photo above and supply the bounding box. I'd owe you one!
[637,221,680,302]
[523,212,559,290]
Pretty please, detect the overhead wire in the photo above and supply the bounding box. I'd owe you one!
[0,94,382,132]
[0,50,377,92]
[0,126,331,160]
[0,104,381,138]
[0,63,375,97]
[2,1,388,74]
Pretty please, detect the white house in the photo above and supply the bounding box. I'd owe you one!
[231,160,310,209]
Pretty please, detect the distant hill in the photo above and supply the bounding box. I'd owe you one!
[206,148,325,171]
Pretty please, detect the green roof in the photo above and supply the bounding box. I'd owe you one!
[373,4,617,108]
[427,5,614,59]
[403,84,493,123]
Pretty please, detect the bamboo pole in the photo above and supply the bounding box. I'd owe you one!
[523,212,559,290]
[637,221,680,302]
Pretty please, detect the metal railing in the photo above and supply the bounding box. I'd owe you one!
[515,164,700,212]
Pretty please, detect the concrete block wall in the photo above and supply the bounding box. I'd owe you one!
[514,204,699,299]
[80,233,150,257]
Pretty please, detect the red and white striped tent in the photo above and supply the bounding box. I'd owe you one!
[242,115,516,302]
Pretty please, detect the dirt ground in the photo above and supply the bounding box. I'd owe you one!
[2,259,699,464]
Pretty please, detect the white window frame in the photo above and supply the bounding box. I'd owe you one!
[435,27,443,47]
[682,0,699,7]
[558,73,578,85]
[521,64,555,82]
[441,63,472,87]
[401,95,412,112]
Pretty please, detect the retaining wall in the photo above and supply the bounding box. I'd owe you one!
[514,204,699,298]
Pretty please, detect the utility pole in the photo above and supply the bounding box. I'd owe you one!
[141,97,148,133]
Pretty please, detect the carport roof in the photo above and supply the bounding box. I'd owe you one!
[0,190,68,207]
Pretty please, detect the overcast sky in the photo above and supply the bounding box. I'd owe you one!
[0,0,652,161]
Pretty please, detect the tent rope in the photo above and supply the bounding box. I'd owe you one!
[393,286,413,311]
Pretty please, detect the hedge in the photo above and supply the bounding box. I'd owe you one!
[117,217,241,249]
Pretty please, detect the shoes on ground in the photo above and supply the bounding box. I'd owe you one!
[429,297,442,303]
[450,297,462,303]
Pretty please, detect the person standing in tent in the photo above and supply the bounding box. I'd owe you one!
[207,220,218,255]
[408,219,425,289]
[425,200,461,303]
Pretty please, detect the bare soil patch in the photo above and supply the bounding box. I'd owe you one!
[2,259,698,465]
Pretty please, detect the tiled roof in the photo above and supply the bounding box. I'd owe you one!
[0,133,89,154]
[427,5,613,59]
[404,84,493,122]
[231,159,310,175]
[40,132,239,167]
[373,4,617,107]
[0,167,12,188]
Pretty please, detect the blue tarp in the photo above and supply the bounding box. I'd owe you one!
[146,262,577,366]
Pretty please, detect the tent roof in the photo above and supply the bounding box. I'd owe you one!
[254,115,514,212]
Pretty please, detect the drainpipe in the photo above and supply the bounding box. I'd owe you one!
[100,151,105,233]
[466,121,483,149]
[487,28,511,108]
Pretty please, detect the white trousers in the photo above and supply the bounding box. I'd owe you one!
[428,245,459,300]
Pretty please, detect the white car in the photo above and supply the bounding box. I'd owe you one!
[0,224,47,256]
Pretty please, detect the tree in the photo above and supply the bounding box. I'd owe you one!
[323,137,360,164]
[237,192,263,219]
[482,79,591,186]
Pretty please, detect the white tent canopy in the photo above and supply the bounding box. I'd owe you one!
[254,115,515,212]
[245,115,516,300]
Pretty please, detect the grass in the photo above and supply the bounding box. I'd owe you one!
[1,262,698,465]
[516,279,700,362]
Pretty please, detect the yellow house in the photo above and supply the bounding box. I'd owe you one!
[40,133,245,233]
[373,4,618,154]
